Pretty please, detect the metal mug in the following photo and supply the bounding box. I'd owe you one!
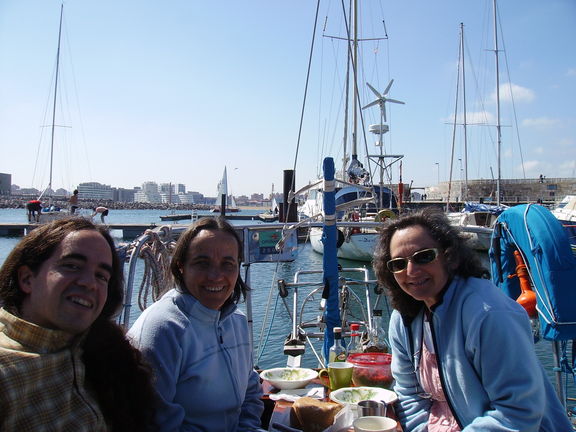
[357,400,387,417]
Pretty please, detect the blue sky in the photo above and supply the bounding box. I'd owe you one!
[0,0,574,197]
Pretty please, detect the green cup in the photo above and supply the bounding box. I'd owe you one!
[319,361,353,390]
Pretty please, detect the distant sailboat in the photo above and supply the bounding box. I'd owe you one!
[211,166,240,214]
[258,184,279,222]
[35,3,70,223]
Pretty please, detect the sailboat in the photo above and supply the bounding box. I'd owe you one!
[297,0,404,261]
[211,166,240,213]
[35,4,72,223]
[444,7,514,250]
[258,184,279,222]
[444,23,500,250]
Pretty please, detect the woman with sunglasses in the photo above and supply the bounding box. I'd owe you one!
[373,209,570,431]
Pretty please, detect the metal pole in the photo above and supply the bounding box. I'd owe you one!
[493,0,502,206]
[552,341,567,409]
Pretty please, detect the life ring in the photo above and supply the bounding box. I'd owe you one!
[374,209,396,222]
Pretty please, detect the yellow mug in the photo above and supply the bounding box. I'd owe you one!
[318,361,353,391]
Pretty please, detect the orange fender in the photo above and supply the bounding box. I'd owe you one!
[508,250,537,318]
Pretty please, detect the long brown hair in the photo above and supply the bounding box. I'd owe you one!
[373,208,488,318]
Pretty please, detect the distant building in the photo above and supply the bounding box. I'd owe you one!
[0,173,12,195]
[178,192,195,204]
[250,193,264,201]
[77,182,114,200]
[159,183,175,195]
[114,187,136,202]
[187,191,205,204]
[134,181,162,203]
[160,192,180,204]
[12,186,41,196]
[177,183,186,194]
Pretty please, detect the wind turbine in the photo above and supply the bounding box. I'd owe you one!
[362,79,405,123]
[362,79,405,205]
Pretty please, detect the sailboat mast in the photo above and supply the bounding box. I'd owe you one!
[493,0,502,206]
[352,0,358,160]
[461,22,468,200]
[342,8,351,178]
[49,3,64,192]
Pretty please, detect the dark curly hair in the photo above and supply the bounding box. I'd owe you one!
[0,217,122,315]
[373,208,488,318]
[170,216,249,306]
[0,218,157,431]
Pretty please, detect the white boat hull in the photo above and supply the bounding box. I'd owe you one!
[310,219,492,262]
[309,227,376,262]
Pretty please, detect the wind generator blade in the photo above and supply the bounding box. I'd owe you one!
[383,79,394,95]
[361,99,381,110]
[366,82,382,98]
[386,98,405,105]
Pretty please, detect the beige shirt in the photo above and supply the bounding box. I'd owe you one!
[0,308,108,431]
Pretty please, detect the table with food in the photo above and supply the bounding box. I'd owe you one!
[259,353,402,432]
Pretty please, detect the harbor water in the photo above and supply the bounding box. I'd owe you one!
[0,208,574,407]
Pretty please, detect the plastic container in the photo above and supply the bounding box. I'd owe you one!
[347,352,393,389]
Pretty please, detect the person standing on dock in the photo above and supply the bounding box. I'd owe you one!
[128,217,266,432]
[0,218,157,431]
[25,199,42,222]
[69,189,79,214]
[91,206,109,223]
[373,209,572,431]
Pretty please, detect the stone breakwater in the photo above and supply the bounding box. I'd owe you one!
[0,196,213,211]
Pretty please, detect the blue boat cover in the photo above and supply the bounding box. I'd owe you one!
[321,158,342,363]
[490,204,576,341]
[463,202,508,215]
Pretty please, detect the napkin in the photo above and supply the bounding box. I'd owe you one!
[269,386,324,402]
[323,404,355,432]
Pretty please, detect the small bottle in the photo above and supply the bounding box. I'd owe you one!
[365,310,389,353]
[328,327,347,362]
[346,323,363,356]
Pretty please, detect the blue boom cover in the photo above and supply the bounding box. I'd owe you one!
[490,204,576,341]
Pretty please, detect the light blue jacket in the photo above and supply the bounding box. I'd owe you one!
[389,276,571,431]
[128,289,265,432]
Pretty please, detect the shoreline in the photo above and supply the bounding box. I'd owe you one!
[0,196,267,212]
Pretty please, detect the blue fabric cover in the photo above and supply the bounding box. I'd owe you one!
[490,204,576,341]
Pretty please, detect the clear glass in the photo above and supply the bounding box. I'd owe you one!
[347,324,363,355]
[328,327,347,362]
[365,310,389,353]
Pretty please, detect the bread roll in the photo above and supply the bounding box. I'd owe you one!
[290,397,343,432]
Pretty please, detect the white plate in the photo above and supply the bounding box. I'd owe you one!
[329,386,397,407]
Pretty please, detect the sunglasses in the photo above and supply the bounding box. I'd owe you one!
[386,248,440,273]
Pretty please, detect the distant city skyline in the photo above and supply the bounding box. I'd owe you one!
[4,174,275,202]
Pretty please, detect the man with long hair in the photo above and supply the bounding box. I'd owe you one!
[0,218,157,431]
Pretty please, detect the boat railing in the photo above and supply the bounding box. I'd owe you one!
[278,267,382,367]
